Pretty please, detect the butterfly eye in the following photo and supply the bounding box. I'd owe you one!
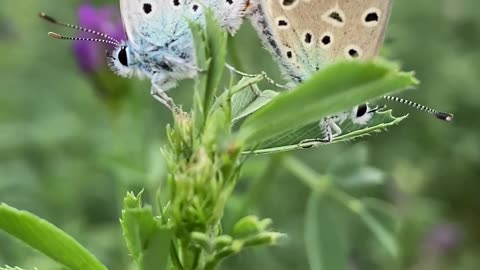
[362,8,382,27]
[118,46,129,67]
[355,104,368,118]
[351,103,375,125]
[226,0,234,5]
[143,3,153,14]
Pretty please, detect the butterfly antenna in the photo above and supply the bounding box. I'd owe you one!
[48,32,119,47]
[382,95,454,122]
[39,12,120,44]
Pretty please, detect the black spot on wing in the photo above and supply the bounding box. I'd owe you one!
[329,12,343,22]
[304,33,312,44]
[348,49,359,58]
[365,12,379,22]
[143,3,152,14]
[282,0,296,7]
[321,35,331,45]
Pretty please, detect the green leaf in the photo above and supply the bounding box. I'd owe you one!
[0,203,108,270]
[282,156,331,192]
[1,266,38,270]
[356,198,399,258]
[231,83,261,120]
[203,8,227,115]
[237,61,417,147]
[120,192,172,270]
[211,75,264,112]
[190,19,208,136]
[190,9,227,135]
[327,144,386,188]
[246,110,406,154]
[305,194,348,270]
[232,216,272,238]
[232,87,279,123]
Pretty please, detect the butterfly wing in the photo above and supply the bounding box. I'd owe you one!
[120,0,250,47]
[120,0,200,48]
[250,0,393,83]
[202,0,252,33]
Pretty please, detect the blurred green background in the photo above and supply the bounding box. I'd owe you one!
[1,0,479,269]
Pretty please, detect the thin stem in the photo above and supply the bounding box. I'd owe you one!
[329,188,365,215]
[282,156,331,193]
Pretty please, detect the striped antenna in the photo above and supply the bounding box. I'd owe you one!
[48,32,119,47]
[383,95,454,122]
[39,12,120,44]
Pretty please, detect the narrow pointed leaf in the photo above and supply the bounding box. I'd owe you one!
[0,203,108,270]
[204,9,227,114]
[121,192,172,270]
[305,194,348,270]
[245,110,406,154]
[232,88,279,123]
[357,198,399,258]
[237,61,417,147]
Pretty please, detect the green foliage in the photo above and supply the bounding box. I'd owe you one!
[0,203,108,270]
[191,8,228,134]
[305,195,348,270]
[283,155,399,267]
[0,267,37,270]
[2,1,476,270]
[120,191,171,270]
[237,61,417,147]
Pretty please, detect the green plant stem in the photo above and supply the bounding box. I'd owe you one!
[282,156,366,213]
[170,240,184,270]
[282,156,331,193]
[329,188,364,215]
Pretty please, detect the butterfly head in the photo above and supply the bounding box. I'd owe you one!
[351,103,383,125]
[39,12,139,77]
[108,42,138,78]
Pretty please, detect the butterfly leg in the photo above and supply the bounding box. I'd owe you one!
[149,73,181,112]
[225,63,288,89]
[150,84,180,112]
[298,117,343,148]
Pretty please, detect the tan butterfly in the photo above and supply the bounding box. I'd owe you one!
[250,0,392,83]
[248,0,452,141]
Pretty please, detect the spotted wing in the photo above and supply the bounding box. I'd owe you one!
[120,0,250,47]
[250,0,393,83]
[120,0,203,48]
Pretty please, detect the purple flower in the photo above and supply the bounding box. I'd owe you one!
[423,222,463,255]
[73,3,125,73]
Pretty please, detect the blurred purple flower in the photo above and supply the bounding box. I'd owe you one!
[423,222,463,255]
[74,3,125,73]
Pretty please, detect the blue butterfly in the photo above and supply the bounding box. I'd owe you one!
[42,0,250,110]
